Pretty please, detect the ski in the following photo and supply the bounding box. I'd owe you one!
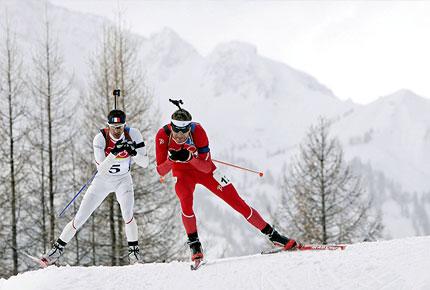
[22,252,48,268]
[299,244,346,251]
[261,244,346,255]
[190,259,207,270]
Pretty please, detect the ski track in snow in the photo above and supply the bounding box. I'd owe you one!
[1,236,430,290]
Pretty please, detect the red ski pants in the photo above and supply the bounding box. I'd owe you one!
[173,169,268,234]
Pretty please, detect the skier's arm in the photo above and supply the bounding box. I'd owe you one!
[129,128,149,168]
[155,128,173,176]
[93,134,116,175]
[189,125,213,174]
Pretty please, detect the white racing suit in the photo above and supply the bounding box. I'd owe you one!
[58,127,149,244]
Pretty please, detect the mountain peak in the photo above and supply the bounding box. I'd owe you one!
[389,89,420,99]
[377,89,426,106]
[148,27,197,53]
[151,27,182,41]
[144,27,200,67]
[210,41,258,58]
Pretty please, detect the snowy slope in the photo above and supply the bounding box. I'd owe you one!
[2,236,430,290]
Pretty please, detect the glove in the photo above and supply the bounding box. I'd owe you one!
[156,159,173,176]
[189,158,212,174]
[110,139,127,155]
[125,140,137,157]
[182,143,197,154]
[168,149,192,162]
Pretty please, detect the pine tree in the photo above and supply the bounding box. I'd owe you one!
[278,117,383,244]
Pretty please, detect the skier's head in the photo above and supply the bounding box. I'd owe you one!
[171,109,192,144]
[169,99,192,144]
[107,109,126,139]
[108,109,126,125]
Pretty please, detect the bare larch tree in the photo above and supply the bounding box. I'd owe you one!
[278,117,383,244]
[0,12,27,276]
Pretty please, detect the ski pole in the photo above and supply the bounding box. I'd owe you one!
[212,159,264,177]
[58,170,98,217]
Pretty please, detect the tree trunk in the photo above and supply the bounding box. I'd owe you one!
[91,215,96,265]
[44,20,55,242]
[40,106,47,252]
[109,194,117,265]
[8,76,18,275]
[116,202,124,265]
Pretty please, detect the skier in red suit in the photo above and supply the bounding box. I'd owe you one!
[155,100,298,262]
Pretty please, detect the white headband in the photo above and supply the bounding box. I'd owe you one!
[171,119,191,128]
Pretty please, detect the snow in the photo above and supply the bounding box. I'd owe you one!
[1,236,430,290]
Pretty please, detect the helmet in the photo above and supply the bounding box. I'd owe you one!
[107,109,126,125]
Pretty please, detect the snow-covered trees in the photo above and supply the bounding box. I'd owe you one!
[278,117,383,244]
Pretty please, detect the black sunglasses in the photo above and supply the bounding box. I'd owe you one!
[171,123,191,133]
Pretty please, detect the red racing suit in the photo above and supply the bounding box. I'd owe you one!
[155,122,268,235]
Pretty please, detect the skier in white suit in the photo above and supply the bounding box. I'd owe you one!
[41,109,149,266]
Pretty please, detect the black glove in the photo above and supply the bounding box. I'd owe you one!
[111,139,127,155]
[125,140,137,157]
[168,149,192,162]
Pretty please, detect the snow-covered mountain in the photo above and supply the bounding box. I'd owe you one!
[2,0,430,258]
[333,89,430,193]
[2,236,430,290]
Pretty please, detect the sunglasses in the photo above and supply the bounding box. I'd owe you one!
[109,124,125,130]
[171,124,191,133]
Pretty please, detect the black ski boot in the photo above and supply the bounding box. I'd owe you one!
[128,241,140,264]
[187,232,203,261]
[41,239,66,267]
[262,224,300,250]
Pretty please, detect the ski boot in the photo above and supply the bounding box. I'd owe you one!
[188,239,203,261]
[128,241,140,264]
[41,239,66,267]
[263,225,300,250]
[187,233,204,270]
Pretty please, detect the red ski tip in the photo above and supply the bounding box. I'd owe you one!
[299,244,347,251]
[39,258,49,268]
[191,253,204,261]
[258,172,264,177]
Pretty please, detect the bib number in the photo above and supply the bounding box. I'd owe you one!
[213,169,231,187]
[109,164,121,174]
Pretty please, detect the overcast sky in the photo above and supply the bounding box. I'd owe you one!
[50,0,430,104]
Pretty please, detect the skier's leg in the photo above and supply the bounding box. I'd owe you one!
[174,173,202,261]
[115,174,138,241]
[199,171,267,230]
[42,176,110,265]
[174,174,197,235]
[200,172,298,250]
[115,174,140,263]
[59,176,110,243]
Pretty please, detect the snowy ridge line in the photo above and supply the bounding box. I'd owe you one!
[2,236,430,290]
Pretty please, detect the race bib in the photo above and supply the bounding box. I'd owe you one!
[213,169,231,187]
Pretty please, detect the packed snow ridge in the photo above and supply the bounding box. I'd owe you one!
[1,236,429,290]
